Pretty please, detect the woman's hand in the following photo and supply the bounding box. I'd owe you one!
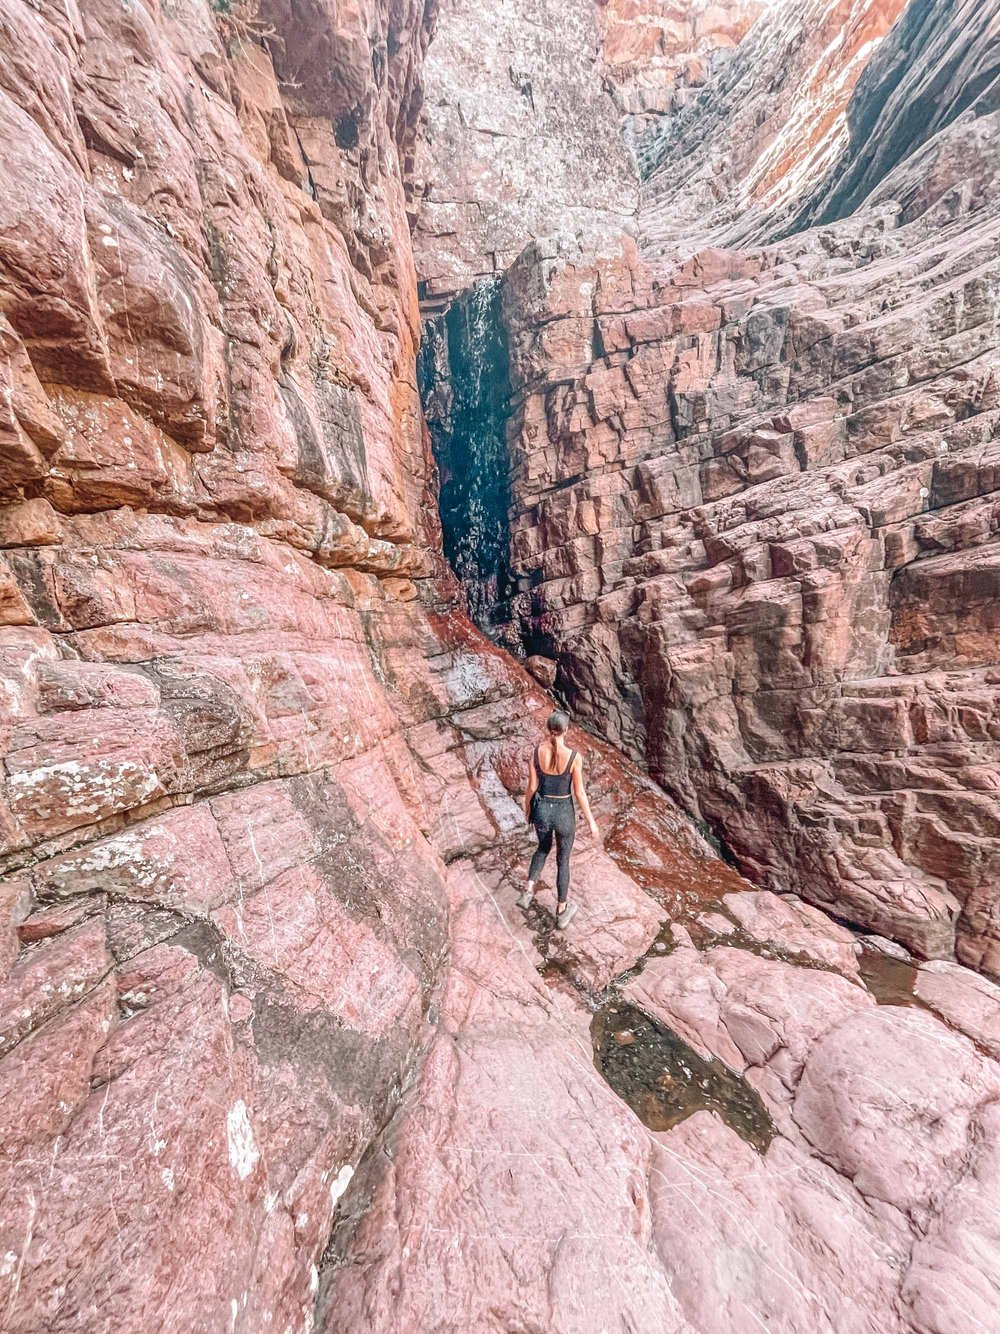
[588,818,600,840]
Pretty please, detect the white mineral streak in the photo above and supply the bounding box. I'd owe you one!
[226,1101,260,1181]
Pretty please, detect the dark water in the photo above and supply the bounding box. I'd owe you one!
[418,277,516,637]
[592,1001,776,1153]
[857,945,920,1007]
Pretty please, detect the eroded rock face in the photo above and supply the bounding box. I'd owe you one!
[494,0,1000,973]
[0,0,449,1325]
[409,0,638,305]
[597,0,769,153]
[793,0,1000,231]
[637,0,913,250]
[4,0,1000,1329]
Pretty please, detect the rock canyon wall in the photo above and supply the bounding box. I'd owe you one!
[637,0,913,247]
[410,0,638,305]
[0,0,452,1324]
[2,1,1000,1331]
[468,0,1000,974]
[596,0,770,156]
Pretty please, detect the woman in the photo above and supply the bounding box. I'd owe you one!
[518,710,599,928]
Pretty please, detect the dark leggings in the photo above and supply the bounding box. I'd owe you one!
[528,797,576,903]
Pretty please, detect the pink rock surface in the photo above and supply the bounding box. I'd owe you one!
[410,0,637,301]
[509,842,667,991]
[627,941,873,1102]
[647,1114,910,1334]
[2,0,999,1328]
[901,1099,1000,1334]
[0,0,451,1323]
[793,1006,1000,1222]
[915,959,1000,1061]
[325,806,1000,1332]
[722,890,862,976]
[597,0,770,147]
[697,909,736,935]
[321,860,914,1334]
[319,869,692,1333]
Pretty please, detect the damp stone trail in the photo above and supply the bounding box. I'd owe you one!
[592,1001,777,1153]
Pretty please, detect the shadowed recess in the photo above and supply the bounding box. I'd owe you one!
[418,277,517,639]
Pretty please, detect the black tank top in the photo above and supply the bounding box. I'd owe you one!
[534,745,576,798]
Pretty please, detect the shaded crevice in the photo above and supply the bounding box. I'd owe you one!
[418,277,518,645]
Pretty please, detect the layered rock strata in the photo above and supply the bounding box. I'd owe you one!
[0,0,451,1323]
[637,0,913,249]
[596,0,769,152]
[495,0,1000,972]
[3,0,1000,1330]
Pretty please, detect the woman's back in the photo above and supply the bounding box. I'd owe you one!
[520,710,599,929]
[534,739,576,798]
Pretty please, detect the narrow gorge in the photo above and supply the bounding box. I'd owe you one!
[417,277,517,641]
[0,1,998,1331]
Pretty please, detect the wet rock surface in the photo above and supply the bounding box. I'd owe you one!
[417,277,517,638]
[592,1000,777,1151]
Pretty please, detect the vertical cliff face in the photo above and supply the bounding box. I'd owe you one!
[409,0,638,304]
[481,0,1000,972]
[0,5,791,1327]
[0,1,452,1325]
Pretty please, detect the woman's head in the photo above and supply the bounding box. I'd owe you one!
[546,710,570,736]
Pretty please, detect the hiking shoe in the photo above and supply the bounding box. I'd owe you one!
[516,889,534,909]
[556,902,578,930]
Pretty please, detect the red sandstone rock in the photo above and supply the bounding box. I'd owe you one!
[3,0,1000,1329]
[410,0,637,301]
[492,4,1000,971]
[900,1098,1000,1333]
[17,898,101,943]
[0,0,451,1324]
[524,652,558,687]
[721,890,862,975]
[914,959,1000,1061]
[596,0,768,148]
[321,864,693,1333]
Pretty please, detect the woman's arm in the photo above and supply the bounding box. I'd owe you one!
[571,756,599,838]
[523,753,538,821]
